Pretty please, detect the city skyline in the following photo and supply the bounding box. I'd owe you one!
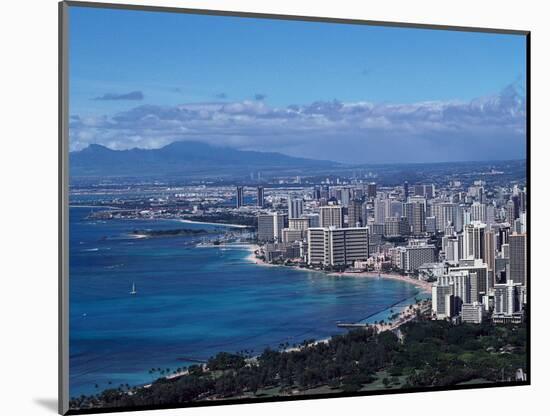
[63,5,529,412]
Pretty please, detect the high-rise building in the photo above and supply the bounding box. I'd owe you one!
[494,280,523,315]
[483,229,496,289]
[494,257,510,284]
[289,218,310,231]
[307,227,369,266]
[509,233,527,286]
[374,198,386,224]
[412,184,434,199]
[367,183,377,198]
[319,205,344,228]
[434,270,478,318]
[432,283,453,319]
[506,199,519,223]
[443,237,460,263]
[308,228,329,265]
[518,189,527,213]
[462,221,486,260]
[449,259,488,303]
[520,211,527,233]
[403,200,426,235]
[413,184,424,197]
[257,186,265,208]
[477,186,485,204]
[486,204,496,226]
[367,223,384,236]
[501,243,510,259]
[303,213,320,228]
[384,217,409,237]
[426,216,437,234]
[361,201,371,224]
[461,302,484,323]
[433,202,458,232]
[320,185,329,200]
[389,200,403,217]
[462,207,471,230]
[470,202,486,223]
[288,198,304,219]
[282,228,305,244]
[455,205,467,233]
[257,213,287,242]
[424,184,435,199]
[511,195,521,218]
[403,181,409,200]
[313,186,321,201]
[353,188,364,201]
[496,225,510,252]
[347,199,363,227]
[236,186,244,208]
[401,244,436,272]
[340,187,352,207]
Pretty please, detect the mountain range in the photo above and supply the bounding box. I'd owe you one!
[70,141,338,178]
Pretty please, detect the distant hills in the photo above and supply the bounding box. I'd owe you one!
[70,141,338,178]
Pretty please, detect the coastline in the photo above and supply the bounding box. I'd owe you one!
[207,242,430,333]
[242,243,431,329]
[246,244,432,328]
[177,219,248,228]
[137,242,432,392]
[328,271,432,293]
[243,243,431,293]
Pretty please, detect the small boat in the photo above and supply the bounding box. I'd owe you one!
[130,282,137,295]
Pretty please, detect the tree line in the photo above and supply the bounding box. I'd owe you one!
[70,319,527,410]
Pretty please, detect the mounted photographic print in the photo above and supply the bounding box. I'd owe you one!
[59,1,530,414]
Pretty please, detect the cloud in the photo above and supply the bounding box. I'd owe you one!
[71,84,526,163]
[254,93,267,101]
[93,91,144,101]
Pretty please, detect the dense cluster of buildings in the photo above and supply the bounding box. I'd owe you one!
[239,178,527,325]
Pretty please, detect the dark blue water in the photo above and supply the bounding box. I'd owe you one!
[69,206,424,397]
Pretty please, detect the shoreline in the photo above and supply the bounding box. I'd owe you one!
[328,270,432,293]
[241,243,431,330]
[69,204,120,210]
[124,242,432,394]
[69,206,249,229]
[202,242,431,332]
[177,219,249,228]
[243,244,431,293]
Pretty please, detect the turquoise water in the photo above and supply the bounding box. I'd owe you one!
[69,207,426,397]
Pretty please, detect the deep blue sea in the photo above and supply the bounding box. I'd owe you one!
[69,206,426,397]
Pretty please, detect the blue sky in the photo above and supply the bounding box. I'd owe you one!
[69,5,527,163]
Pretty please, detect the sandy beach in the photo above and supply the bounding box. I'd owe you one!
[244,244,432,329]
[243,243,431,293]
[148,245,431,389]
[244,246,320,273]
[327,270,432,293]
[244,244,261,262]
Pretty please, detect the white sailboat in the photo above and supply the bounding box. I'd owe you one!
[130,282,137,295]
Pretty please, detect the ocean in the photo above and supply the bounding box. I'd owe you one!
[69,206,426,397]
